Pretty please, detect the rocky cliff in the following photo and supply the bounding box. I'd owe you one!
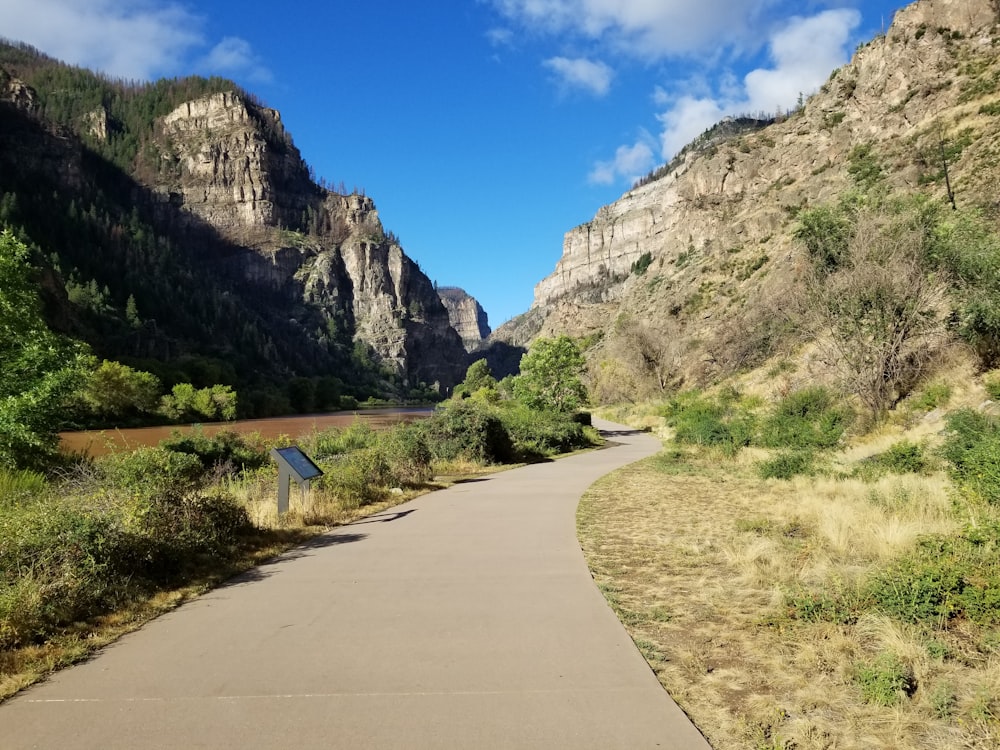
[506,0,1000,392]
[0,52,470,395]
[436,287,491,351]
[149,91,468,389]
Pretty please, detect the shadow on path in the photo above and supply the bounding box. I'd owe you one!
[349,509,417,526]
[599,428,651,438]
[220,533,370,586]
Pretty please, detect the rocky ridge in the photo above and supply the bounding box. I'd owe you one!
[0,59,472,393]
[501,0,1000,390]
[436,287,491,352]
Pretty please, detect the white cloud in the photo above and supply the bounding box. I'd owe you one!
[492,0,775,59]
[543,56,613,96]
[201,37,273,84]
[655,9,861,162]
[656,96,727,161]
[2,0,203,80]
[742,9,860,113]
[486,27,516,47]
[589,140,655,185]
[2,0,272,84]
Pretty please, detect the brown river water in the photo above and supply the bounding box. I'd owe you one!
[59,407,434,457]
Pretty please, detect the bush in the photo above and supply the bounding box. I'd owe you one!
[867,552,964,624]
[0,468,46,507]
[319,447,390,508]
[985,373,1000,401]
[159,429,268,474]
[957,436,1000,504]
[377,424,433,486]
[499,404,590,459]
[0,483,253,648]
[855,653,914,706]
[941,409,1000,502]
[757,450,814,480]
[420,401,513,464]
[662,392,755,455]
[137,490,251,574]
[866,527,1000,626]
[97,446,205,497]
[909,381,952,411]
[758,387,850,449]
[307,421,377,459]
[874,440,928,475]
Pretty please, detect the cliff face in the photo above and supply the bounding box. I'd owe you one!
[0,62,470,392]
[150,91,468,389]
[513,0,1000,387]
[436,287,491,351]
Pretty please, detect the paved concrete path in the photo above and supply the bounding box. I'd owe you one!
[2,419,711,749]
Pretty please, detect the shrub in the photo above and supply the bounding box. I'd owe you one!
[866,527,1000,626]
[959,436,1000,504]
[855,652,914,706]
[159,429,268,474]
[909,381,952,411]
[137,490,252,574]
[941,409,997,469]
[867,551,964,624]
[758,386,850,449]
[320,447,390,507]
[420,401,513,464]
[307,421,377,459]
[0,468,46,507]
[499,404,590,459]
[874,440,928,475]
[377,424,433,486]
[757,450,814,480]
[985,373,1000,401]
[97,446,205,497]
[662,392,755,455]
[786,588,857,624]
[941,409,1000,502]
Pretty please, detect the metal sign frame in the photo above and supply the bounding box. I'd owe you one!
[270,446,324,514]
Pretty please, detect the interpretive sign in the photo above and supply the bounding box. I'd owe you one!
[270,446,324,514]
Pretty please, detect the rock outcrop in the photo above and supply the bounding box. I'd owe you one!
[437,287,490,351]
[150,91,468,389]
[511,0,1000,387]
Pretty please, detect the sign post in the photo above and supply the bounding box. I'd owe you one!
[269,446,324,515]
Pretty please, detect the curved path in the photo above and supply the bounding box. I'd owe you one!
[2,419,710,749]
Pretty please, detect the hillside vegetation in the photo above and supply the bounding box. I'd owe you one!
[547,2,1000,747]
[0,40,463,415]
[0,348,594,699]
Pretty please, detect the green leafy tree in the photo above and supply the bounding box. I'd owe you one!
[159,382,237,422]
[78,358,161,420]
[454,358,498,400]
[0,229,88,468]
[513,335,588,412]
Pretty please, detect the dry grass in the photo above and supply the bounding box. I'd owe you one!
[577,448,1000,750]
[1,450,518,704]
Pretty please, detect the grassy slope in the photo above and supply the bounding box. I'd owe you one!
[579,364,1000,750]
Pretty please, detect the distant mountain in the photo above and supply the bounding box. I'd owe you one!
[0,41,469,413]
[494,0,1000,400]
[437,286,490,352]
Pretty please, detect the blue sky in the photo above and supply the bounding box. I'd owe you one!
[4,0,904,325]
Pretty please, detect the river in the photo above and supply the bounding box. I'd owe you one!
[59,407,435,457]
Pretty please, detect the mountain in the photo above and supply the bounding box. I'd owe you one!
[436,286,490,352]
[494,0,1000,400]
[0,42,470,413]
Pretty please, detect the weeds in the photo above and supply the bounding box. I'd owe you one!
[855,652,915,706]
[757,450,814,480]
